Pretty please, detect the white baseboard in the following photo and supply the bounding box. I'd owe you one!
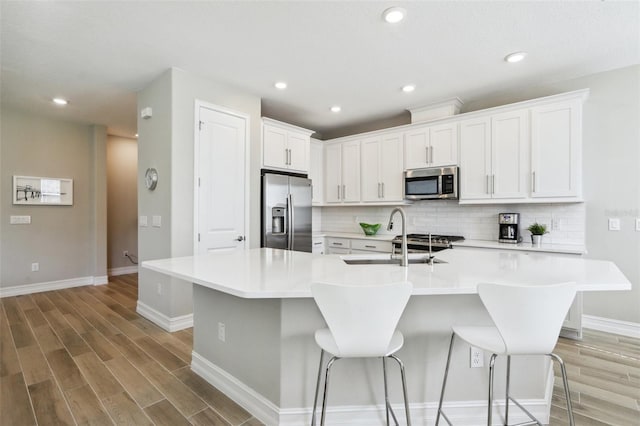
[108,266,138,276]
[582,314,640,338]
[136,301,193,332]
[191,351,552,426]
[93,275,109,285]
[0,276,96,298]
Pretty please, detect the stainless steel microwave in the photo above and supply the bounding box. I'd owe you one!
[404,166,459,200]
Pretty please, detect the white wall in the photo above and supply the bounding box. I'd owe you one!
[137,68,262,322]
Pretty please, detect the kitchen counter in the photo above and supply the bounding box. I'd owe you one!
[142,248,629,425]
[313,231,395,241]
[452,238,587,255]
[143,247,627,298]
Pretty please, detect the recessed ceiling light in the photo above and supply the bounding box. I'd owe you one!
[135,133,139,138]
[331,106,341,113]
[274,81,287,90]
[383,7,406,24]
[504,51,527,63]
[52,97,68,106]
[402,85,415,93]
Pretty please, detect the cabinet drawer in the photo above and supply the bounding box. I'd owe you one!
[326,238,351,249]
[350,239,392,253]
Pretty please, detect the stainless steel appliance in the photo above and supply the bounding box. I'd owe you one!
[261,171,312,252]
[404,166,459,200]
[392,234,465,253]
[499,213,521,243]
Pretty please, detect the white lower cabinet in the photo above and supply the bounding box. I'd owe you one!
[350,239,393,254]
[312,236,325,255]
[326,237,350,254]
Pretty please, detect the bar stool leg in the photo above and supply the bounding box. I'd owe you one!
[311,349,324,426]
[436,333,456,426]
[389,355,411,426]
[487,354,498,426]
[320,356,338,426]
[550,353,575,426]
[505,355,511,425]
[382,357,391,426]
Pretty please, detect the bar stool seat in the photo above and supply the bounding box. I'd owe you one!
[310,281,413,426]
[436,282,577,426]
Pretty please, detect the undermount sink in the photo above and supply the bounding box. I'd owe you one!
[341,255,447,265]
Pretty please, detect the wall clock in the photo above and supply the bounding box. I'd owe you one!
[144,168,158,190]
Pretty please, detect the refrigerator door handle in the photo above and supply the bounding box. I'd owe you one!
[287,193,294,249]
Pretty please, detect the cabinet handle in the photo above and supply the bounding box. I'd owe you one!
[382,182,385,198]
[426,147,429,164]
[342,185,346,200]
[333,242,343,246]
[365,245,376,249]
[532,171,536,193]
[377,182,381,198]
[313,242,322,245]
[430,146,434,164]
[492,174,495,194]
[337,185,341,200]
[288,149,292,165]
[486,175,490,194]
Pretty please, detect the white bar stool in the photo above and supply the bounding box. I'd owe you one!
[310,281,413,426]
[436,282,577,426]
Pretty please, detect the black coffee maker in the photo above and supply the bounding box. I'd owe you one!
[499,213,521,243]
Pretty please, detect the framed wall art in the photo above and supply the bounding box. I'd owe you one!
[13,175,73,205]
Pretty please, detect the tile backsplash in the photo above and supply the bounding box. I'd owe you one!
[317,201,585,246]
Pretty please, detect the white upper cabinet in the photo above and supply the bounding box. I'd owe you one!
[460,110,529,201]
[262,118,313,173]
[361,132,404,202]
[404,122,458,170]
[309,139,324,205]
[530,99,582,198]
[323,140,360,203]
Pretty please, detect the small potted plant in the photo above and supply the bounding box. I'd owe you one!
[527,223,548,246]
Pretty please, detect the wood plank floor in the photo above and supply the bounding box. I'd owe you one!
[2,274,639,425]
[1,274,261,426]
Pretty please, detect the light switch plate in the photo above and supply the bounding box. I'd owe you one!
[636,218,640,232]
[10,215,31,224]
[608,218,620,231]
[139,216,148,227]
[152,215,161,227]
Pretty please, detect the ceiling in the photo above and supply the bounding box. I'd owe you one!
[2,1,639,139]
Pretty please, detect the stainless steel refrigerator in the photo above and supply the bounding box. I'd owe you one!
[261,172,312,252]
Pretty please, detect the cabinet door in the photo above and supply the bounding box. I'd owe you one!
[263,125,288,169]
[430,122,458,167]
[324,143,342,203]
[287,131,309,173]
[379,132,404,201]
[459,117,492,200]
[531,100,581,198]
[361,137,381,202]
[341,140,361,202]
[309,140,324,204]
[404,126,429,170]
[491,110,529,199]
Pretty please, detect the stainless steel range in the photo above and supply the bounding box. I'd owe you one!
[392,234,465,253]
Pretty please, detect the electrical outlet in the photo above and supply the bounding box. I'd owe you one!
[156,283,162,295]
[218,322,226,342]
[123,250,129,258]
[608,218,621,231]
[31,262,39,272]
[636,218,640,232]
[470,346,484,368]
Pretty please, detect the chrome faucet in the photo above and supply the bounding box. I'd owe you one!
[387,207,408,267]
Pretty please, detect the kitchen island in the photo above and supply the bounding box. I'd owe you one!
[143,248,630,425]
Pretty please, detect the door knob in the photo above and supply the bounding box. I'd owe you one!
[236,235,245,241]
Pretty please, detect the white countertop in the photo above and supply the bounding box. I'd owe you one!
[452,239,587,255]
[314,231,395,241]
[143,248,630,299]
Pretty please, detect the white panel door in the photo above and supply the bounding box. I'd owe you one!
[379,132,404,201]
[324,143,342,203]
[491,110,529,199]
[459,117,492,200]
[404,126,429,169]
[287,131,309,172]
[430,122,458,167]
[341,140,361,202]
[263,124,287,170]
[531,100,581,198]
[197,106,247,254]
[361,137,381,202]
